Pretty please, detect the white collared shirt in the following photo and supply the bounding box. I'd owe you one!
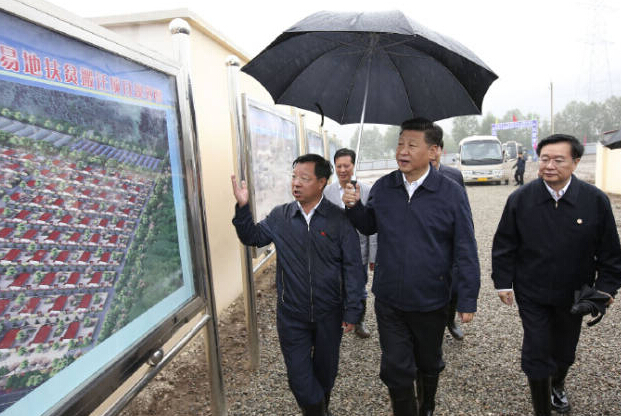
[297,196,323,225]
[337,183,346,209]
[402,166,430,199]
[544,178,572,201]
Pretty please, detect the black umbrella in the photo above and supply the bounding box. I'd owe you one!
[242,10,498,172]
[601,129,621,150]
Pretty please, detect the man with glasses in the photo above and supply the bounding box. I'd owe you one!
[232,154,365,416]
[492,134,621,415]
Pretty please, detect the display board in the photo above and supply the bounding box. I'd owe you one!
[0,2,209,415]
[305,129,324,157]
[243,97,299,256]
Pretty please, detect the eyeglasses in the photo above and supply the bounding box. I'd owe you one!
[291,174,316,184]
[538,157,573,166]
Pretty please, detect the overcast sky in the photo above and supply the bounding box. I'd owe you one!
[46,0,621,134]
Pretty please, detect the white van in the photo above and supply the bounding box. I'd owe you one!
[457,136,509,185]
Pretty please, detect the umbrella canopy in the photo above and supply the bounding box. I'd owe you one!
[602,129,621,150]
[242,10,498,126]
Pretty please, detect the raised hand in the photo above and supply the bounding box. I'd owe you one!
[231,175,249,207]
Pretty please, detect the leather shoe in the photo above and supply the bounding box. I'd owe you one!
[355,322,371,338]
[447,320,464,340]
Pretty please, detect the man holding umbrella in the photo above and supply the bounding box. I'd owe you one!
[343,118,480,416]
[492,134,621,415]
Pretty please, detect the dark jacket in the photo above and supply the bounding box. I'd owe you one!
[232,199,365,324]
[438,164,465,187]
[513,157,525,173]
[346,166,480,313]
[491,176,621,305]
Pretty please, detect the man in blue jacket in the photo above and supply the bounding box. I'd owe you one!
[492,134,621,415]
[232,154,365,416]
[343,118,480,416]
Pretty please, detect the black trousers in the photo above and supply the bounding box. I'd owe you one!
[375,299,447,388]
[277,307,344,406]
[514,170,524,185]
[516,295,583,379]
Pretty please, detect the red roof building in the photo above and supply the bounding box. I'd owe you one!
[67,272,80,285]
[31,195,44,204]
[53,198,64,206]
[116,220,125,229]
[90,203,99,211]
[32,325,52,344]
[76,175,84,182]
[41,169,50,176]
[99,191,106,198]
[92,178,100,185]
[0,299,10,315]
[3,248,21,261]
[15,210,30,220]
[62,322,79,340]
[78,294,92,309]
[60,214,72,224]
[39,212,52,222]
[89,272,102,284]
[0,329,20,349]
[69,232,81,242]
[90,233,100,243]
[22,154,35,160]
[40,272,56,286]
[81,189,91,196]
[55,250,69,262]
[79,217,91,226]
[122,208,131,215]
[52,159,62,166]
[0,227,13,238]
[10,192,20,201]
[46,230,60,241]
[69,163,76,169]
[45,183,56,191]
[31,249,47,262]
[64,186,74,193]
[50,295,67,311]
[7,163,20,171]
[99,218,108,227]
[21,297,40,314]
[129,196,136,203]
[10,273,29,287]
[3,149,15,156]
[108,235,119,244]
[22,229,37,240]
[99,252,111,263]
[78,251,91,263]
[27,180,36,187]
[107,205,116,213]
[72,201,83,209]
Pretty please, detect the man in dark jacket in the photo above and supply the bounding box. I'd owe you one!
[513,152,526,185]
[431,137,469,341]
[492,134,621,416]
[343,118,480,416]
[232,154,365,416]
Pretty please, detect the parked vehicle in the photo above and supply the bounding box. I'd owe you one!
[457,136,508,185]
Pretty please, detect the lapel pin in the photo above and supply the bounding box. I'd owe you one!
[577,219,583,224]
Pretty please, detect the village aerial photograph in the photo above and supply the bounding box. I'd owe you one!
[0,78,184,411]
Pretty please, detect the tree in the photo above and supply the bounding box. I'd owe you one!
[451,116,479,145]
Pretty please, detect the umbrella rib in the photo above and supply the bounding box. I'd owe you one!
[338,45,372,125]
[381,48,415,120]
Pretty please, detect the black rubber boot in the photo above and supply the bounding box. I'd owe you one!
[301,399,326,416]
[354,299,371,338]
[324,391,333,416]
[551,367,571,413]
[446,297,463,340]
[416,373,438,416]
[528,377,552,416]
[388,385,418,416]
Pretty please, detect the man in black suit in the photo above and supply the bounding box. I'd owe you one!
[492,134,621,416]
[430,135,468,341]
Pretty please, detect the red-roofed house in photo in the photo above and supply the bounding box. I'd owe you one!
[45,183,56,191]
[107,235,118,245]
[31,195,44,204]
[27,180,36,187]
[46,230,60,242]
[52,159,61,166]
[0,299,10,315]
[78,294,92,310]
[129,196,136,203]
[10,273,29,288]
[76,175,84,182]
[0,227,13,239]
[64,186,74,193]
[122,208,131,215]
[90,203,99,211]
[22,229,37,240]
[30,249,47,262]
[49,295,67,312]
[62,322,79,340]
[7,163,20,170]
[21,297,40,314]
[22,154,35,160]
[122,183,128,190]
[78,251,91,263]
[99,218,108,227]
[10,192,20,201]
[81,189,91,196]
[68,232,81,243]
[53,198,64,206]
[99,252,111,263]
[92,178,100,185]
[135,186,141,192]
[72,201,83,209]
[3,248,21,262]
[55,250,69,263]
[66,272,80,285]
[106,205,115,213]
[84,166,92,172]
[40,272,56,286]
[15,210,30,220]
[116,220,125,229]
[60,214,72,224]
[41,169,50,176]
[99,191,106,198]
[38,212,52,222]
[0,329,20,349]
[3,149,16,156]
[89,272,102,285]
[90,234,100,243]
[69,163,76,169]
[32,325,52,344]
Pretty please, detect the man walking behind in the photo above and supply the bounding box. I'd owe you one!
[343,118,480,416]
[492,134,621,415]
[232,154,365,416]
[513,152,525,186]
[324,148,377,339]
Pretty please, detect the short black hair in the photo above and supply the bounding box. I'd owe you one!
[400,117,443,147]
[334,148,356,164]
[292,153,333,185]
[536,134,584,159]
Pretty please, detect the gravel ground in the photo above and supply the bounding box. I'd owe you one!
[120,156,621,416]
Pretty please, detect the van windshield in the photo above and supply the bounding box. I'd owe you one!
[461,141,503,165]
[505,144,517,159]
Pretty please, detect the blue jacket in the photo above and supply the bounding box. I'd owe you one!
[346,166,480,312]
[232,199,365,323]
